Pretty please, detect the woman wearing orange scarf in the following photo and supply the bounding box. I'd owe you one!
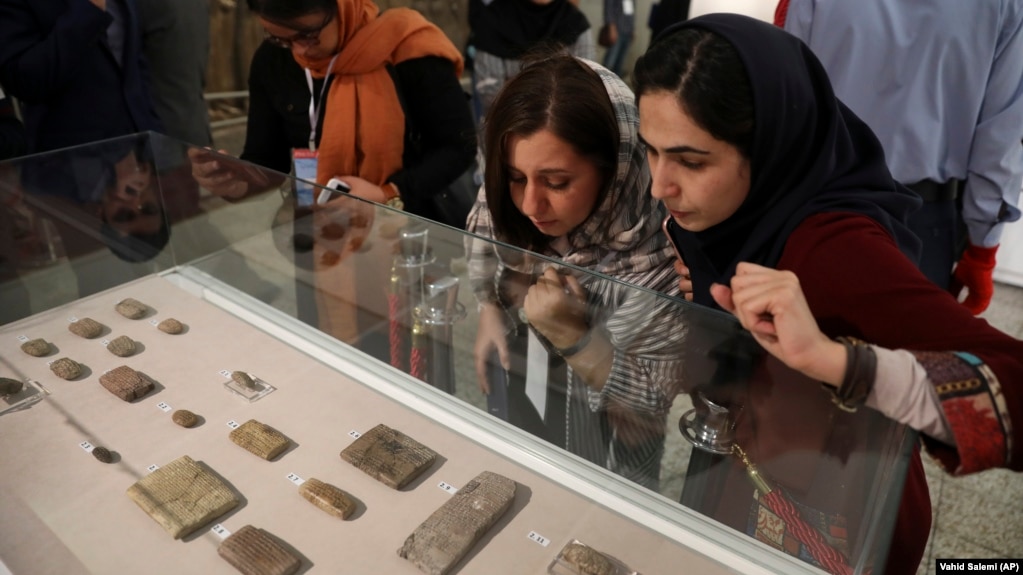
[197,0,475,226]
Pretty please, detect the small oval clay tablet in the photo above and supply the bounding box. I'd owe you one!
[157,318,184,334]
[68,318,104,339]
[172,409,198,428]
[50,357,82,380]
[20,338,51,357]
[106,335,137,357]
[115,298,148,319]
[0,377,24,395]
[231,371,257,390]
[92,446,113,463]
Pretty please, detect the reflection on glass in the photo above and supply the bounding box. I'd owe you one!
[0,133,912,574]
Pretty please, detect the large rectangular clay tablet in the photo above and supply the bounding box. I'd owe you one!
[340,423,437,489]
[126,455,239,539]
[398,471,516,575]
[218,525,301,575]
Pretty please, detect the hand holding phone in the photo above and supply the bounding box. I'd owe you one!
[317,178,352,205]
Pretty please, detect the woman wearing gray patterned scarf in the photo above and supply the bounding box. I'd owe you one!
[465,53,688,490]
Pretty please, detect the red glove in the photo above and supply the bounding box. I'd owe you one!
[950,244,998,314]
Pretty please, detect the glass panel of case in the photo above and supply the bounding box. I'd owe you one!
[0,133,913,574]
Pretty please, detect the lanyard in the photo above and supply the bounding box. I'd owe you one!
[304,53,340,152]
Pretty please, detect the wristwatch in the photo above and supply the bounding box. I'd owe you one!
[384,182,405,210]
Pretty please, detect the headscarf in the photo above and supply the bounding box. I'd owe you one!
[467,58,675,291]
[656,14,922,308]
[469,0,590,60]
[292,0,463,187]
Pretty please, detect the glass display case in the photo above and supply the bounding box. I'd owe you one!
[0,133,914,575]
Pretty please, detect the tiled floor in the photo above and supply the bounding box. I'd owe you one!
[915,281,1023,574]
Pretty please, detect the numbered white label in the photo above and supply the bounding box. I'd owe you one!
[156,401,172,412]
[527,531,551,547]
[79,440,94,452]
[437,481,458,494]
[210,524,231,539]
[101,339,110,347]
[68,316,78,323]
[16,335,28,342]
[286,473,305,486]
[47,359,56,366]
[219,369,232,378]
[227,420,240,429]
[348,430,361,439]
[150,319,160,326]
[147,464,160,472]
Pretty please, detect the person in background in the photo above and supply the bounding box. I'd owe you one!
[635,15,1023,574]
[0,0,163,155]
[599,0,634,76]
[467,53,685,490]
[646,0,689,46]
[191,0,475,229]
[137,0,212,149]
[0,86,24,160]
[468,0,594,122]
[781,0,1023,314]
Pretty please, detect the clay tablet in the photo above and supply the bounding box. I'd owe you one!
[398,471,516,575]
[231,371,257,390]
[68,318,104,339]
[115,298,148,319]
[20,338,51,357]
[126,455,239,539]
[559,542,618,575]
[92,446,114,464]
[340,423,437,489]
[298,478,356,519]
[99,366,155,401]
[157,318,184,334]
[229,419,290,460]
[106,335,137,357]
[172,409,198,428]
[50,357,82,380]
[218,525,301,575]
[0,377,24,395]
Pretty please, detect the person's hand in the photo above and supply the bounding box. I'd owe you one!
[474,303,510,394]
[674,259,694,301]
[523,267,588,350]
[88,0,106,10]
[187,147,248,200]
[950,243,998,314]
[710,262,846,386]
[334,175,388,205]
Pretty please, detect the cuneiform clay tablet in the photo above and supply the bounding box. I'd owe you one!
[231,371,257,390]
[106,335,137,357]
[68,318,104,339]
[559,542,618,575]
[340,423,437,489]
[298,478,356,519]
[115,298,148,319]
[0,377,24,395]
[20,338,51,357]
[218,525,301,575]
[92,446,114,464]
[99,365,155,401]
[172,409,198,428]
[126,455,239,539]
[229,419,290,460]
[157,318,184,334]
[50,357,82,380]
[398,471,516,575]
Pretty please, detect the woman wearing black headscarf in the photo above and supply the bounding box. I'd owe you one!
[469,0,593,121]
[635,14,1023,574]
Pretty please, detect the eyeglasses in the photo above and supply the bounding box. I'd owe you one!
[263,11,335,49]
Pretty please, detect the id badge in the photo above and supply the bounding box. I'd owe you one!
[292,148,319,208]
[623,0,634,15]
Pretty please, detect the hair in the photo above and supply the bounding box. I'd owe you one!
[482,52,619,251]
[246,0,336,21]
[633,27,754,158]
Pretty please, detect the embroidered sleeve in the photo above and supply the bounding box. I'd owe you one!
[911,350,1014,474]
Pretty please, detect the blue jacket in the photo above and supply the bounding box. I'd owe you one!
[0,0,162,154]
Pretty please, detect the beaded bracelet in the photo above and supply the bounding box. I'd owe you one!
[831,336,877,412]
